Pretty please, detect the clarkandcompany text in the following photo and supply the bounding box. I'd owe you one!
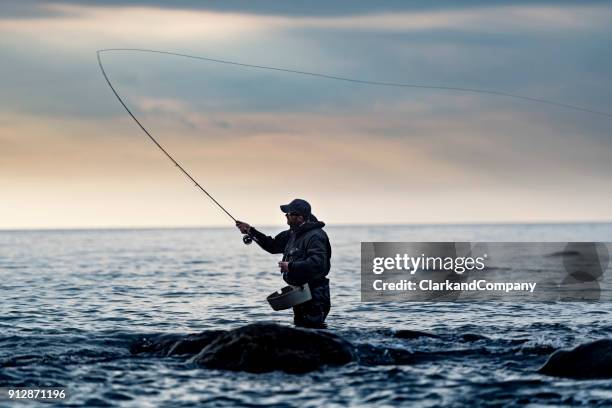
[373,279,537,293]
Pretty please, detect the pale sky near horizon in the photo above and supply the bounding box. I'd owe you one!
[1,1,612,229]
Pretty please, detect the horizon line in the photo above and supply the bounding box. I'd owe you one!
[2,219,612,232]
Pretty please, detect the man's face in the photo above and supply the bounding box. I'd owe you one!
[285,212,304,228]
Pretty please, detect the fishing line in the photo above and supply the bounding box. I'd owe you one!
[96,48,612,227]
[98,48,612,119]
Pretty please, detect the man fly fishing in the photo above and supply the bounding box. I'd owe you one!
[236,199,332,328]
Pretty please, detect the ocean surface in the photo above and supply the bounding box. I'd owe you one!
[1,223,612,407]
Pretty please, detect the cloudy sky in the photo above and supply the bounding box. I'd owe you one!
[1,0,611,229]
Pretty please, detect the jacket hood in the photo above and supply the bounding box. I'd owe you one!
[307,213,320,223]
[294,216,325,236]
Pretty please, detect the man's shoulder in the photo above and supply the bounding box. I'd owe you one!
[304,226,329,242]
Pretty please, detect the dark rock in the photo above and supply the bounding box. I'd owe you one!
[508,338,530,345]
[538,339,612,378]
[130,331,226,356]
[166,331,227,356]
[460,333,489,342]
[190,323,354,373]
[394,329,439,340]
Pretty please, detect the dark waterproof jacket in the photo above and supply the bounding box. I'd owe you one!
[250,217,331,287]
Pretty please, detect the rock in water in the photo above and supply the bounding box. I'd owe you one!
[393,329,439,339]
[166,331,226,356]
[130,331,226,356]
[460,333,489,342]
[538,339,612,378]
[190,322,354,373]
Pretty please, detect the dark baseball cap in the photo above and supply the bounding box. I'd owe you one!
[280,199,311,216]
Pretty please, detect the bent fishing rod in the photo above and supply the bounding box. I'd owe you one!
[96,48,612,243]
[96,50,254,244]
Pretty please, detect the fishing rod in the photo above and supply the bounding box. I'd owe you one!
[96,48,612,244]
[96,50,254,244]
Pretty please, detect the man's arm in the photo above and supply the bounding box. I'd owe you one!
[236,221,289,254]
[251,228,290,254]
[283,234,329,286]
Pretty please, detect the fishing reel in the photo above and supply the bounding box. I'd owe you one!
[242,234,253,245]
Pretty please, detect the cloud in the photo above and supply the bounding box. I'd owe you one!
[0,4,275,44]
[7,0,607,18]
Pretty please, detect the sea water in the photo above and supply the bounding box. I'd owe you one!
[1,224,612,407]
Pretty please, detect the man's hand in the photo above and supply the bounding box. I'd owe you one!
[278,261,289,273]
[235,220,251,234]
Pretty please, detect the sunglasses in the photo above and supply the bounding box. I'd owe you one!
[285,212,301,217]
